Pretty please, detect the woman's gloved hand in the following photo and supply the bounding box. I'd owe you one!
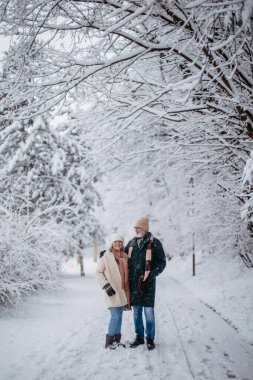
[103,283,116,297]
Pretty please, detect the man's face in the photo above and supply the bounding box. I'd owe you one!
[112,240,123,251]
[134,227,146,238]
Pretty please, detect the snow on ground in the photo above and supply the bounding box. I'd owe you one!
[0,256,253,380]
[168,252,253,345]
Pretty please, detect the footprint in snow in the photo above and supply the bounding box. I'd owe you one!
[205,344,212,352]
[226,370,237,378]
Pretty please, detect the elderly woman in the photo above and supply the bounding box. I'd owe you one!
[96,233,131,349]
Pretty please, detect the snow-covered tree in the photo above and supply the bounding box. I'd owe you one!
[0,1,252,133]
[0,0,252,267]
[0,114,101,241]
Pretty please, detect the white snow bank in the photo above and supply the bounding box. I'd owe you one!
[168,253,253,345]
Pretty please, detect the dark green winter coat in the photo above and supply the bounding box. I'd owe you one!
[125,232,166,307]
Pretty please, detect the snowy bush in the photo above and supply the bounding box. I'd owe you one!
[241,198,253,236]
[241,151,253,237]
[242,151,253,191]
[0,208,74,308]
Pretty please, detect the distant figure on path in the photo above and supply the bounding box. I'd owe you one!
[125,217,166,350]
[96,233,131,349]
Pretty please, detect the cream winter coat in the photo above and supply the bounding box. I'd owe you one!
[96,250,128,308]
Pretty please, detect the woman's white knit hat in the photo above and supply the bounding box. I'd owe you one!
[110,233,124,246]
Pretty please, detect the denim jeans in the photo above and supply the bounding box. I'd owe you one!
[108,306,124,336]
[133,306,155,340]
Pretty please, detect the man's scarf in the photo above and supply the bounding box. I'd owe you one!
[112,250,131,310]
[128,233,154,281]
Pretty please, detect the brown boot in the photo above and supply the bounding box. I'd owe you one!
[146,338,155,350]
[129,335,145,348]
[105,334,116,349]
[114,333,126,348]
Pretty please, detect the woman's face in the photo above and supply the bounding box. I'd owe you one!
[112,240,123,251]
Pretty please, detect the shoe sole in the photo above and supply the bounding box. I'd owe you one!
[129,343,144,348]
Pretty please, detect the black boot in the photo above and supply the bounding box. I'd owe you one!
[105,334,116,349]
[146,338,155,350]
[129,336,145,348]
[114,333,126,348]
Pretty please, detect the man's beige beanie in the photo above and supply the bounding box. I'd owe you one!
[134,217,149,232]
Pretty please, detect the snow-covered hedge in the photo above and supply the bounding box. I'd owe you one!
[241,151,253,236]
[0,209,72,308]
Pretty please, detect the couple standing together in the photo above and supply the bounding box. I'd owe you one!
[96,217,167,351]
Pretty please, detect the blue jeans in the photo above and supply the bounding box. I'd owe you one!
[108,307,124,336]
[133,306,155,340]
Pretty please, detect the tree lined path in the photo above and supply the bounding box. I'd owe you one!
[1,1,253,319]
[0,259,252,380]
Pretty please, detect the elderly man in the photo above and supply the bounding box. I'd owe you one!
[125,217,166,350]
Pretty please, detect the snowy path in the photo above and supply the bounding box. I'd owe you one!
[0,259,252,380]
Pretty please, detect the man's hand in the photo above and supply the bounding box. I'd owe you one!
[138,275,146,296]
[138,273,153,296]
[103,283,116,297]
